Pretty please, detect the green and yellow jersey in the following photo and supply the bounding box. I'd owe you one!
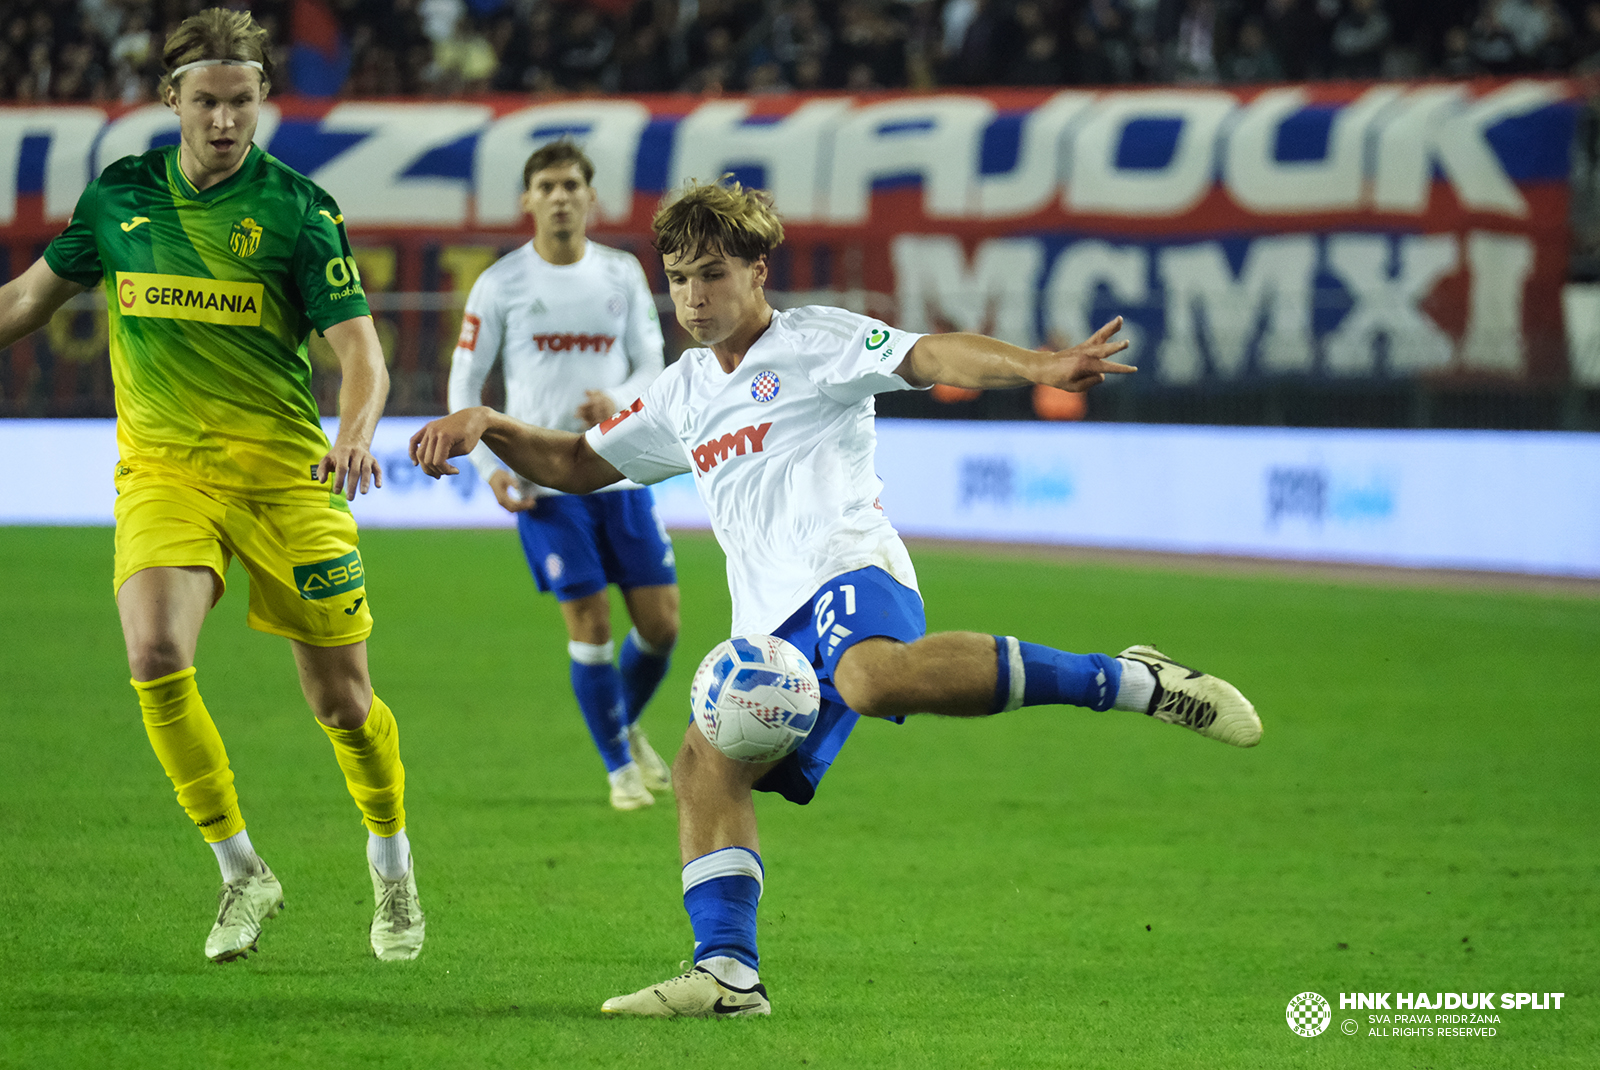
[44,144,371,502]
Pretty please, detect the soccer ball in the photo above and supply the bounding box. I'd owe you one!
[690,635,822,763]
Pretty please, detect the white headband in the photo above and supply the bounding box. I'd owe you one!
[169,58,265,79]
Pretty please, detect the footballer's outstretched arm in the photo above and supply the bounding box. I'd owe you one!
[409,406,626,495]
[0,258,87,350]
[896,316,1134,393]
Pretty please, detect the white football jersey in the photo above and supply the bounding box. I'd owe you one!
[586,305,928,634]
[448,239,665,495]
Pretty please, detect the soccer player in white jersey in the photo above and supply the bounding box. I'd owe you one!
[448,141,680,811]
[410,179,1263,1016]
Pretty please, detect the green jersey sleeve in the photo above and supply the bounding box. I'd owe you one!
[42,179,105,287]
[292,190,371,332]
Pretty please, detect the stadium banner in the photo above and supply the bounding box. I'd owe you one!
[4,418,1597,578]
[0,80,1581,391]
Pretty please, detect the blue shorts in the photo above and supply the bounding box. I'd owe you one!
[515,488,677,601]
[752,566,926,805]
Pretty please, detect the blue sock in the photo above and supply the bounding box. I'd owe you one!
[570,641,630,772]
[992,636,1122,713]
[682,847,763,971]
[618,628,672,728]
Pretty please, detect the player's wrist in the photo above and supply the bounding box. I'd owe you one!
[477,406,509,436]
[995,341,1041,387]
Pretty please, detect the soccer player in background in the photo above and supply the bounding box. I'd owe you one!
[0,9,425,963]
[447,141,680,811]
[409,179,1262,1016]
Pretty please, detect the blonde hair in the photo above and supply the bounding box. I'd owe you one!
[160,8,274,99]
[652,177,785,264]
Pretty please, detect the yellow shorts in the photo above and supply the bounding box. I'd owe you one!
[113,473,375,646]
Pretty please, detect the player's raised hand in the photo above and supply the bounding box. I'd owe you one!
[318,443,383,499]
[574,389,617,429]
[1040,316,1136,393]
[409,407,490,477]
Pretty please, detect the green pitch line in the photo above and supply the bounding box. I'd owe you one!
[0,527,1594,1070]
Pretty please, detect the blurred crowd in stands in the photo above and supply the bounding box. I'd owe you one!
[5,0,1600,102]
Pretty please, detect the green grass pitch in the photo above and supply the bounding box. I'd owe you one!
[1,525,1595,1069]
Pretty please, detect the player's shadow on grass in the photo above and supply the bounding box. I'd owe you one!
[433,793,653,811]
[12,990,601,1027]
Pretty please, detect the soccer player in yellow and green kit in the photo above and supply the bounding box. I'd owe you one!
[0,9,424,963]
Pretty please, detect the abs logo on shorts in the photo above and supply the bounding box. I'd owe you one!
[1286,992,1332,1037]
[750,371,780,402]
[293,550,365,601]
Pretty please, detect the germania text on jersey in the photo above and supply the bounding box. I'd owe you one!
[115,272,264,326]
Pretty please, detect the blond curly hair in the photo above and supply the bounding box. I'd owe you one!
[159,8,273,99]
[652,176,786,264]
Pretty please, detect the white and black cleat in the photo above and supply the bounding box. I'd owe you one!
[1119,645,1262,748]
[601,963,771,1018]
[205,862,284,963]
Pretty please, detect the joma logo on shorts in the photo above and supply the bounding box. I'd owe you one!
[532,333,615,352]
[693,422,772,474]
[293,551,365,600]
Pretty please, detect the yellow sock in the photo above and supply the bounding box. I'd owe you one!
[320,693,406,836]
[134,667,245,844]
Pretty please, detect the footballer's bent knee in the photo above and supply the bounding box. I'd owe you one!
[679,724,775,791]
[637,622,679,651]
[127,637,193,682]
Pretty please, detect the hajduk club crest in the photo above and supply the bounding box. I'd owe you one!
[750,370,780,402]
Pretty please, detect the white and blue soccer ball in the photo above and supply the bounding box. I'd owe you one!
[690,635,822,763]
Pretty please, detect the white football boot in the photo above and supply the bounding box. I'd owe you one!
[1118,645,1262,747]
[601,963,771,1018]
[205,862,284,962]
[628,727,673,793]
[369,860,426,961]
[608,762,655,811]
